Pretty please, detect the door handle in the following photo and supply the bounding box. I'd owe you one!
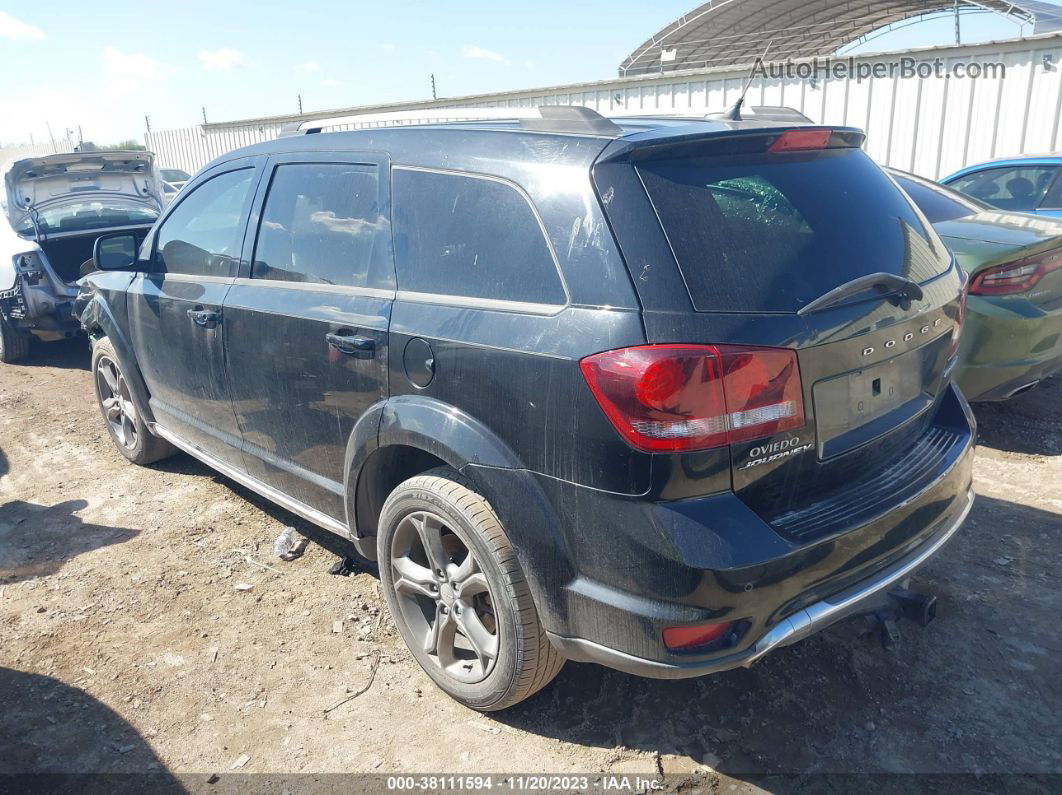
[325,332,376,358]
[187,308,220,329]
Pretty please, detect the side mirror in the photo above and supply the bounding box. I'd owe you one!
[93,232,139,271]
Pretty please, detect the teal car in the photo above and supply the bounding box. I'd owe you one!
[942,155,1062,218]
[889,169,1062,401]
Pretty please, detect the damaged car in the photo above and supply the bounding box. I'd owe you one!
[0,151,162,362]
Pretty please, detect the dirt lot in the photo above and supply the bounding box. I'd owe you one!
[1,339,1060,788]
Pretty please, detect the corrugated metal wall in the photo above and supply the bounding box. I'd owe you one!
[147,33,1062,180]
[0,139,76,167]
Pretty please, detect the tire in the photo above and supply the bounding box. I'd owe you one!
[0,311,30,364]
[378,467,564,711]
[91,337,175,465]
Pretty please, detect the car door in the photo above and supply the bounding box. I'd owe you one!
[127,158,262,466]
[222,152,394,521]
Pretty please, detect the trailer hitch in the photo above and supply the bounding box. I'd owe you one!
[868,587,938,648]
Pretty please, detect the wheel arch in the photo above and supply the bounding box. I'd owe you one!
[343,395,571,632]
[80,293,155,426]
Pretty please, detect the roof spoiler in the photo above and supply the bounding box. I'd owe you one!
[705,105,813,124]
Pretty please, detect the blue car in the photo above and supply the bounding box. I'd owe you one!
[942,155,1062,218]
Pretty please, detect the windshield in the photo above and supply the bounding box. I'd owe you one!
[14,199,159,236]
[637,148,950,313]
[890,172,986,224]
[161,169,191,183]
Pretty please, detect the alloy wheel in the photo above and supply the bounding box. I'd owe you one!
[96,356,138,450]
[390,510,500,683]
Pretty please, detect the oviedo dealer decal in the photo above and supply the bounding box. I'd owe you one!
[739,436,814,470]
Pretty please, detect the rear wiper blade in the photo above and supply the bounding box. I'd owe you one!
[797,272,924,317]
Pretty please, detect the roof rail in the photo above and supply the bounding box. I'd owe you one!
[281,108,542,135]
[519,106,622,135]
[277,106,624,137]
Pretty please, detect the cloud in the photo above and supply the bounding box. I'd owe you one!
[321,78,340,87]
[296,60,320,74]
[524,60,536,69]
[198,48,249,71]
[461,45,509,65]
[0,11,44,41]
[381,43,395,52]
[103,46,174,95]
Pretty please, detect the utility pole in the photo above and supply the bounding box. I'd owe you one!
[45,121,56,152]
[145,115,152,133]
[77,126,83,146]
[431,73,437,100]
[954,0,961,45]
[298,94,303,114]
[202,106,208,124]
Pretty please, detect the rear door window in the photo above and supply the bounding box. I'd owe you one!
[1041,170,1062,210]
[947,165,1060,212]
[392,168,566,307]
[251,162,381,287]
[637,148,948,313]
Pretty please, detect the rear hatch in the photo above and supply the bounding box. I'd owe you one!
[4,151,161,229]
[594,125,966,538]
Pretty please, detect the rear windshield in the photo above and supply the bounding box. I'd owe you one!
[637,148,949,313]
[14,199,159,237]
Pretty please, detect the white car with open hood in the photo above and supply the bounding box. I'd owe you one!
[0,151,162,362]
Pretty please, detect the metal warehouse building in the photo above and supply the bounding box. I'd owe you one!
[146,0,1062,180]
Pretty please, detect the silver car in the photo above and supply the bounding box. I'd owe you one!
[0,151,162,362]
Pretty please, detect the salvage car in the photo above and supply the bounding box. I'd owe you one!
[0,151,162,362]
[76,108,975,710]
[890,169,1062,401]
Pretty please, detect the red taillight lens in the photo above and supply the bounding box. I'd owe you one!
[579,345,804,453]
[768,128,833,153]
[663,622,733,650]
[968,248,1062,295]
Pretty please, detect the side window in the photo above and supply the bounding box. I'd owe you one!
[948,166,1060,212]
[392,168,566,306]
[1042,171,1062,210]
[252,162,381,287]
[155,168,255,277]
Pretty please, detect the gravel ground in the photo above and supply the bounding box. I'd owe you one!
[1,338,1060,789]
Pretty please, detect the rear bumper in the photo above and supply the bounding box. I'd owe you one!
[467,383,975,678]
[1,276,80,341]
[547,487,973,679]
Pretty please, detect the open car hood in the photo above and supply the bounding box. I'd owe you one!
[4,151,161,227]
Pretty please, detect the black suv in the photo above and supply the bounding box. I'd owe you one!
[77,108,975,710]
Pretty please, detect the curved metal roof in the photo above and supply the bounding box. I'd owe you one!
[620,0,1062,75]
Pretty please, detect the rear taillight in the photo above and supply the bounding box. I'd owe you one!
[579,345,805,454]
[968,248,1062,295]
